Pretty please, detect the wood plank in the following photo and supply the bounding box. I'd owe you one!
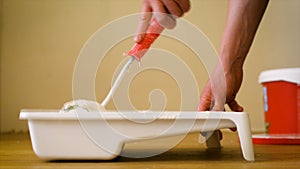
[1,132,300,169]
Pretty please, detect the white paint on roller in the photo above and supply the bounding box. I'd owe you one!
[61,56,136,112]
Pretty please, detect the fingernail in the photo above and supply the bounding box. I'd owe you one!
[134,35,143,43]
[134,35,139,42]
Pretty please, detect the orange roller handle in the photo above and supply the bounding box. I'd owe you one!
[126,19,164,61]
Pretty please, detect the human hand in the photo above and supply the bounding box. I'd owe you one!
[197,65,244,112]
[198,0,269,143]
[134,0,190,43]
[198,64,243,140]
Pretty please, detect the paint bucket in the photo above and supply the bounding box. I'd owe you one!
[259,68,300,134]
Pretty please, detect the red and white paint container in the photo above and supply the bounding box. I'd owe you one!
[253,68,300,144]
[259,68,300,134]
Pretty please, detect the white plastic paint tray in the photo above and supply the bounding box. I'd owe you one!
[19,110,255,161]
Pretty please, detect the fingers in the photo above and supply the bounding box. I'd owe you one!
[151,0,176,29]
[174,0,191,13]
[134,2,153,43]
[227,99,244,112]
[156,0,190,28]
[197,96,212,111]
[135,0,191,43]
[198,81,244,112]
[160,0,183,17]
[135,0,175,43]
[197,81,213,111]
[160,0,190,17]
[198,80,225,112]
[218,130,223,140]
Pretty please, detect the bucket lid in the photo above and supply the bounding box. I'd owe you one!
[259,67,300,84]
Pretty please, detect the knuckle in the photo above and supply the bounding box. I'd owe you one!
[156,16,176,29]
[173,10,184,17]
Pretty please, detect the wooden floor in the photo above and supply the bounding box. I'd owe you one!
[1,132,300,169]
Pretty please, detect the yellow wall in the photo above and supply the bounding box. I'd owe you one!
[0,0,299,132]
[0,0,2,133]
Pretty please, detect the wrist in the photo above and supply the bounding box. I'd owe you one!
[220,52,245,74]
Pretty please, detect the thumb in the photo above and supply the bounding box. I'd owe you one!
[134,5,152,43]
[227,100,244,112]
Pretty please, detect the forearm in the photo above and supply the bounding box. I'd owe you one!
[206,0,269,111]
[220,0,269,70]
